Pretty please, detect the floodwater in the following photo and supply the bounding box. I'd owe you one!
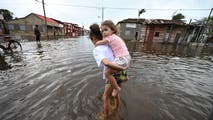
[0,36,213,120]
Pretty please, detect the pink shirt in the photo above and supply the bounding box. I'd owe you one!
[105,34,129,58]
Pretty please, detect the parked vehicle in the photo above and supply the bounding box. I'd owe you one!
[0,36,22,53]
[0,16,22,53]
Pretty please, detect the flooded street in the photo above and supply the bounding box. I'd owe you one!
[0,37,213,120]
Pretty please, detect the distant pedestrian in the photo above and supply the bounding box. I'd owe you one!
[135,32,138,41]
[34,25,40,42]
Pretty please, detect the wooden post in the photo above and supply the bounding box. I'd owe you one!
[166,24,174,43]
[144,24,148,43]
[182,19,192,44]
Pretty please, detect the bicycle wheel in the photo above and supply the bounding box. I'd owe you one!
[9,41,22,52]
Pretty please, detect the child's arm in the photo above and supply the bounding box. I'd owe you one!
[95,39,108,46]
[101,58,125,71]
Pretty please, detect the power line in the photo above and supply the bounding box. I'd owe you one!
[44,2,211,11]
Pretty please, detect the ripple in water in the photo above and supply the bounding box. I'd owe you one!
[0,37,213,120]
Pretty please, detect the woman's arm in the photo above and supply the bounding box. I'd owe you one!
[95,39,108,46]
[101,58,125,71]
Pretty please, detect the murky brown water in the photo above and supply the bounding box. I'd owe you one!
[0,37,213,120]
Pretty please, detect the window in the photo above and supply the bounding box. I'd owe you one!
[154,32,160,37]
[126,23,136,28]
[8,24,14,30]
[19,25,25,31]
[32,25,35,31]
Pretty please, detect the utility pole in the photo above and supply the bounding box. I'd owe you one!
[101,0,104,22]
[200,8,212,44]
[102,7,104,22]
[42,0,48,39]
[206,8,213,25]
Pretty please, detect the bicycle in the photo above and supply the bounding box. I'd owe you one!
[0,35,22,53]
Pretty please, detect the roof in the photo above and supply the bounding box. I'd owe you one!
[50,18,64,24]
[118,18,186,25]
[118,18,147,24]
[148,19,185,25]
[63,22,74,25]
[34,13,58,24]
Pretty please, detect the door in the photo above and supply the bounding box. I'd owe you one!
[147,26,155,44]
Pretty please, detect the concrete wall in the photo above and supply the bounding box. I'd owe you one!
[118,23,142,41]
[6,14,64,40]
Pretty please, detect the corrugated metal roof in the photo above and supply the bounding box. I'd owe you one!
[149,19,185,25]
[118,18,185,25]
[118,18,147,24]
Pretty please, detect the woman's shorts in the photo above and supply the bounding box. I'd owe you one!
[114,55,131,68]
[105,70,127,85]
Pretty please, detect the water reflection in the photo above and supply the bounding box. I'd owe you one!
[36,42,42,49]
[0,55,11,70]
[128,41,213,58]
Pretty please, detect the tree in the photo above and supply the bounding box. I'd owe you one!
[172,13,185,20]
[200,16,213,36]
[0,9,13,21]
[201,16,213,24]
[138,9,146,18]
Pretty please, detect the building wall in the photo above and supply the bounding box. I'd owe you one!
[6,14,64,40]
[119,23,142,41]
[169,26,185,43]
[64,23,83,37]
[153,25,167,43]
[7,14,45,38]
[142,25,186,43]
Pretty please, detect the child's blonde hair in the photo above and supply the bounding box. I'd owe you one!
[101,20,117,34]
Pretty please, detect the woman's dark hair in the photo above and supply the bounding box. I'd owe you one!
[101,20,117,34]
[89,24,102,40]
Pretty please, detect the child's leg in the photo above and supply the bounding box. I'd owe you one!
[105,68,121,97]
[124,76,129,82]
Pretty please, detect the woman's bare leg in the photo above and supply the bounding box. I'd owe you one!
[103,84,113,116]
[114,84,121,111]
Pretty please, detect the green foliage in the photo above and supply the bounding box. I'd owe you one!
[200,16,213,36]
[138,9,146,17]
[0,9,14,21]
[201,16,213,24]
[172,13,185,20]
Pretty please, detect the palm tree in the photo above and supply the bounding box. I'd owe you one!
[172,13,185,20]
[138,9,146,18]
[200,16,213,37]
[0,9,13,21]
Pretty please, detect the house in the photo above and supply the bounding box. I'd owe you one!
[117,18,146,41]
[144,19,186,44]
[63,22,84,37]
[117,18,199,44]
[6,13,64,40]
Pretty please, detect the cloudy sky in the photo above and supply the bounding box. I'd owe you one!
[0,0,212,29]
